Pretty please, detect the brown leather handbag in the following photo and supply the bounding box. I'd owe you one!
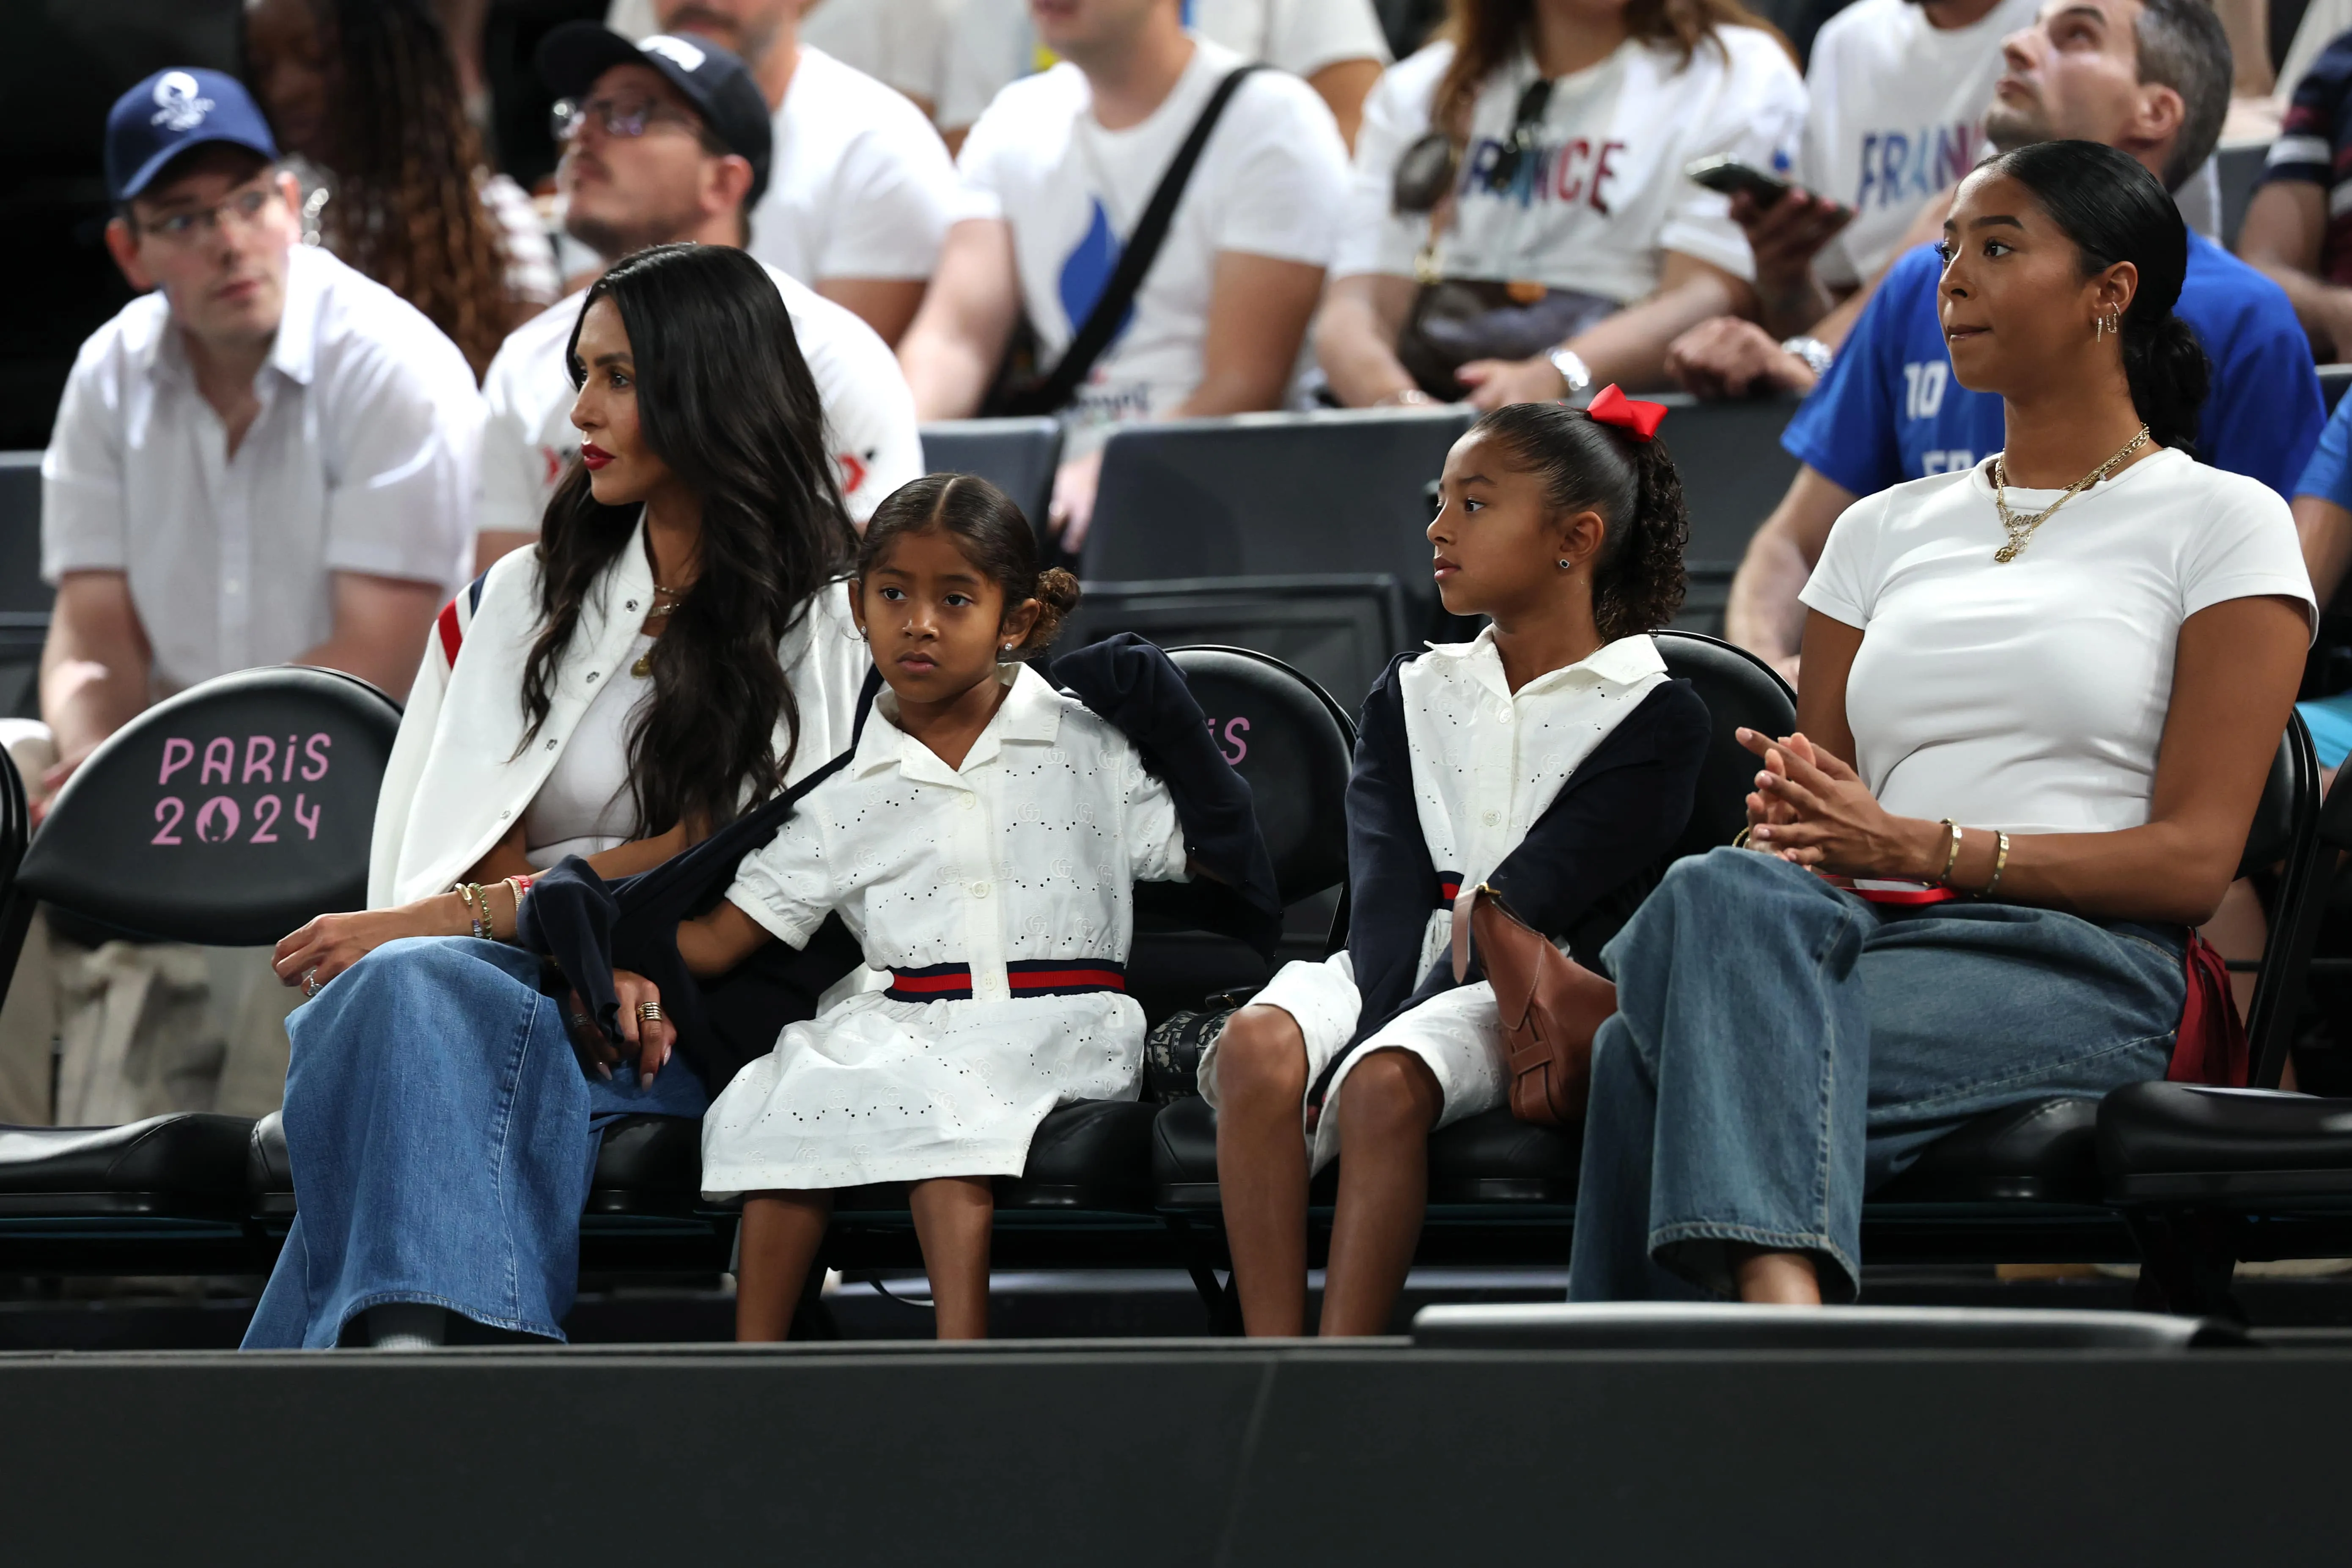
[1451,883,1617,1125]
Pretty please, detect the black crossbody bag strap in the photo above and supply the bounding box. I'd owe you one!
[1005,63,1267,417]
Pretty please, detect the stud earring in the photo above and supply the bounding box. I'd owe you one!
[1557,558,1572,570]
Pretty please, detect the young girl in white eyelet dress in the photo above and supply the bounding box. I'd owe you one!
[675,475,1197,1340]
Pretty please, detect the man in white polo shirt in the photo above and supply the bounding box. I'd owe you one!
[608,0,960,344]
[898,0,1348,548]
[15,70,480,1124]
[474,25,920,570]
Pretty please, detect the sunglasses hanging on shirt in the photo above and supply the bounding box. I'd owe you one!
[1392,77,1555,217]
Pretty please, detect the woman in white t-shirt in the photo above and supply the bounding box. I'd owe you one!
[1567,141,2315,1305]
[241,246,871,1350]
[1314,0,1808,408]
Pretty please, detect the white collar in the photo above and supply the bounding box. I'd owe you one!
[1423,628,1664,701]
[146,241,323,392]
[852,662,1063,785]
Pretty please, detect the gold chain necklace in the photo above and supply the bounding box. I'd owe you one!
[1990,425,2150,564]
[633,584,688,677]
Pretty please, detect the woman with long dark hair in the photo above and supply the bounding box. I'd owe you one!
[1567,142,2314,1304]
[245,0,556,376]
[243,243,867,1348]
[1314,0,1807,409]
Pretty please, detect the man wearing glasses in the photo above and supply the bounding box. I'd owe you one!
[19,70,481,1125]
[472,25,919,570]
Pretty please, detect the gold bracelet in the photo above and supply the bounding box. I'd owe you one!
[455,882,489,940]
[1982,832,2011,898]
[1936,819,1963,886]
[1732,826,1753,850]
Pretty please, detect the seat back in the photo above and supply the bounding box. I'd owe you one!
[2325,364,2352,417]
[1652,630,1797,862]
[1163,645,1353,907]
[15,666,402,946]
[1067,575,1409,713]
[2245,713,2328,1086]
[1649,395,1805,579]
[1084,408,1472,616]
[920,418,1064,538]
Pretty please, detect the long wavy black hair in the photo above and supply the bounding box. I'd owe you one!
[522,242,854,838]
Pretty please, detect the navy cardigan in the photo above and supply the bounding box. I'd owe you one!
[518,635,1282,1092]
[1309,651,1712,1104]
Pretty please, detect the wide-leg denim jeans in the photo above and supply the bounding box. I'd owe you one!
[1566,849,2183,1303]
[242,937,707,1348]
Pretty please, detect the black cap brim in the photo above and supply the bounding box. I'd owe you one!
[538,21,685,104]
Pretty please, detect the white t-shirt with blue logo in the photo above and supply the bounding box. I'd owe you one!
[954,37,1349,456]
[1333,32,1806,300]
[1794,0,2040,288]
[1781,236,2325,502]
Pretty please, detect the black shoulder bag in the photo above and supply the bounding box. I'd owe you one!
[993,63,1266,418]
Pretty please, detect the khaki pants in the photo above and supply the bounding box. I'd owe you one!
[0,721,297,1126]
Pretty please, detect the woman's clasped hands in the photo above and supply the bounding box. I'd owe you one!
[1737,728,1942,880]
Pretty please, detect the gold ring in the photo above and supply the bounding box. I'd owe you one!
[636,1002,663,1022]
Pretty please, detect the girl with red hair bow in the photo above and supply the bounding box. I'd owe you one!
[1200,389,1711,1336]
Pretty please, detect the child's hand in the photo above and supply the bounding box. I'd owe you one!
[611,968,676,1081]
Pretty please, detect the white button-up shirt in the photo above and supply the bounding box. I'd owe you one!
[41,244,480,697]
[1397,629,1669,898]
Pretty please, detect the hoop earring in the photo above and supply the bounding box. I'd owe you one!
[2093,315,2106,342]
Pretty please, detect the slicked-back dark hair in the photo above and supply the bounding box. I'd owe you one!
[523,242,855,837]
[1988,140,2209,455]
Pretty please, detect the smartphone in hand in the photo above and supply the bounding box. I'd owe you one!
[1684,154,1797,210]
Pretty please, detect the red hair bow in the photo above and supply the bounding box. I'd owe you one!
[1585,383,1668,441]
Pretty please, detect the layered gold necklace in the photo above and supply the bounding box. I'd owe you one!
[1989,424,2150,564]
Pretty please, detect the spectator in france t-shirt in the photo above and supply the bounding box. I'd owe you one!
[2240,29,2352,362]
[898,0,1349,549]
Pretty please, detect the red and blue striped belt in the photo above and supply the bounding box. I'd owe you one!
[885,959,1128,1004]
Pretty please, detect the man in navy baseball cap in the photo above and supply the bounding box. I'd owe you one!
[538,24,773,211]
[105,67,281,205]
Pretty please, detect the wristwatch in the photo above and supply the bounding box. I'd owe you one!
[1546,346,1593,398]
[1780,335,1834,378]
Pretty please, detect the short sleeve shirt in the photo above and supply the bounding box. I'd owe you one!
[2260,31,2352,285]
[1334,31,1807,299]
[725,663,1189,983]
[937,0,1393,132]
[1783,235,2325,499]
[475,261,921,534]
[954,38,1349,454]
[746,45,961,283]
[41,243,481,695]
[1800,448,2314,834]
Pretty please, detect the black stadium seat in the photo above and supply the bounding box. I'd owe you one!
[1084,407,1473,633]
[0,451,52,719]
[1064,574,1411,713]
[921,417,1063,538]
[2094,719,2352,1309]
[0,666,401,1272]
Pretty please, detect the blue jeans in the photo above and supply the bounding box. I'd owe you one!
[1566,849,2183,1303]
[241,937,708,1348]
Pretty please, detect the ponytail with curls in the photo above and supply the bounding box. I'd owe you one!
[1987,140,2211,455]
[1469,400,1691,640]
[857,474,1081,656]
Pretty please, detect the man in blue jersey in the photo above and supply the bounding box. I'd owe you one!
[1724,0,2323,676]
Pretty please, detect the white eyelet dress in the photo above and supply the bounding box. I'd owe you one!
[1199,631,1668,1173]
[699,664,1190,1196]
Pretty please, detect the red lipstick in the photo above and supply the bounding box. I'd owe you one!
[580,442,613,471]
